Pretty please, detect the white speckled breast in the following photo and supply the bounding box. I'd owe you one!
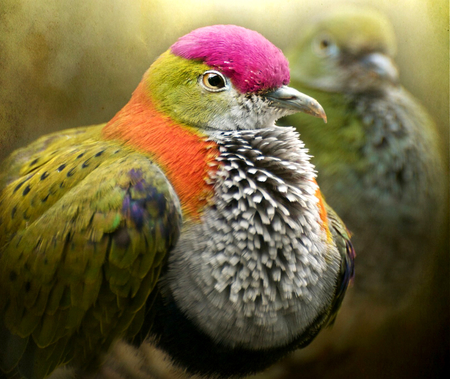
[162,126,340,349]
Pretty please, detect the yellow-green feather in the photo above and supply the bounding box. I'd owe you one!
[0,126,181,378]
[324,203,354,326]
[144,51,229,128]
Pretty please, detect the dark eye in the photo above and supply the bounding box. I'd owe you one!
[313,34,338,57]
[200,70,228,92]
[319,39,330,49]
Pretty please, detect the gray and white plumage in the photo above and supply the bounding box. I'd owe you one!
[164,127,340,349]
[148,126,354,378]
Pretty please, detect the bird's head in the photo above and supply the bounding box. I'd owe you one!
[144,24,326,130]
[288,7,399,94]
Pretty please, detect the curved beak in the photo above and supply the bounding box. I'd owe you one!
[361,53,399,84]
[264,86,327,123]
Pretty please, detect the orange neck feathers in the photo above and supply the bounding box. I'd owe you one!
[102,81,220,220]
[313,179,332,242]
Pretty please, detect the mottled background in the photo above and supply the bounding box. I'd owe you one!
[0,0,448,378]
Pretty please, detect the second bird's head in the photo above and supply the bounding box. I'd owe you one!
[287,7,400,94]
[141,24,326,130]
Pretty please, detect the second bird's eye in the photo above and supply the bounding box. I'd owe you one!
[319,39,330,49]
[313,34,338,57]
[200,70,228,92]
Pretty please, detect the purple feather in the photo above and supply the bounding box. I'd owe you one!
[130,202,145,229]
[171,24,290,93]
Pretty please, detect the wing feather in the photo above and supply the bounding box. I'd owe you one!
[325,203,355,326]
[0,134,181,378]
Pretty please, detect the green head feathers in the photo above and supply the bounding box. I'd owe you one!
[145,51,231,129]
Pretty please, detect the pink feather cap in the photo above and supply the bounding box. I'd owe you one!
[171,24,290,93]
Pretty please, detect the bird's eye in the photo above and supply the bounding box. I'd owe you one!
[319,39,330,49]
[200,70,229,92]
[313,34,338,57]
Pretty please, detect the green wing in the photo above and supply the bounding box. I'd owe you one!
[325,203,355,326]
[0,127,182,379]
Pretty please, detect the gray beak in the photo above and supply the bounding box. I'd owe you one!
[362,53,399,84]
[264,85,327,123]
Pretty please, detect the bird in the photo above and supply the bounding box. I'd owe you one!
[280,6,447,377]
[0,24,355,379]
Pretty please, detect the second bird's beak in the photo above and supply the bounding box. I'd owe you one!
[265,86,327,123]
[361,53,399,85]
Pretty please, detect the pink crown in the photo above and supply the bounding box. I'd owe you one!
[171,24,290,93]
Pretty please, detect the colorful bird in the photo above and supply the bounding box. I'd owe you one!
[0,24,354,379]
[281,6,446,376]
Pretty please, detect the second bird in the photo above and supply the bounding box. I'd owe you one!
[282,6,446,377]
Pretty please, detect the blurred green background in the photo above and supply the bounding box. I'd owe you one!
[0,1,448,378]
[1,0,448,163]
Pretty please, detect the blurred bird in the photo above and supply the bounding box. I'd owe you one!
[281,6,446,377]
[0,24,354,379]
